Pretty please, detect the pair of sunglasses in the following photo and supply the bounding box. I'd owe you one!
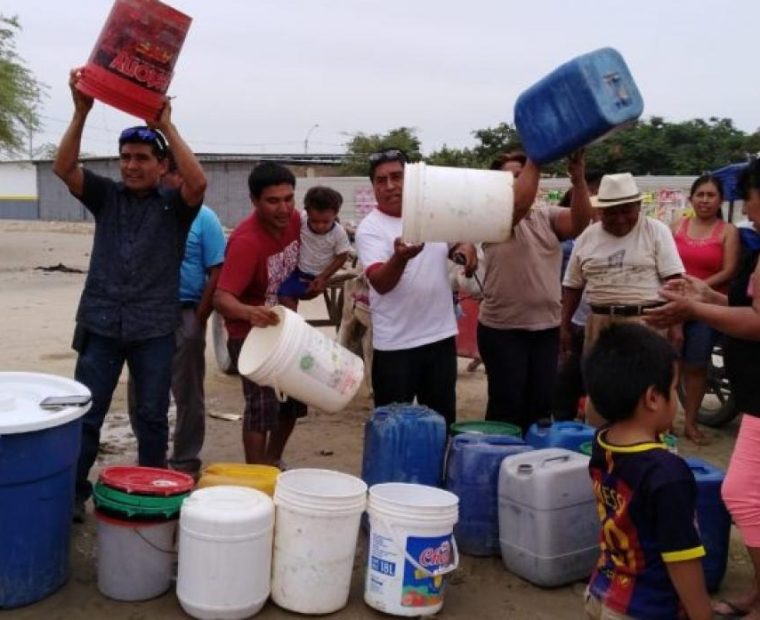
[368,148,409,165]
[119,126,168,155]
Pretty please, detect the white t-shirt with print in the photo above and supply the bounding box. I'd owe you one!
[563,216,684,306]
[298,211,352,275]
[355,208,457,351]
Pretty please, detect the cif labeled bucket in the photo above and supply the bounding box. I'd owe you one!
[178,486,275,620]
[93,466,193,601]
[197,463,280,496]
[401,162,514,244]
[515,47,644,163]
[366,483,459,616]
[272,469,367,614]
[0,372,91,609]
[238,305,364,413]
[77,0,192,120]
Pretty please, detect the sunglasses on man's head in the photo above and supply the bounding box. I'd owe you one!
[119,126,168,154]
[368,149,408,165]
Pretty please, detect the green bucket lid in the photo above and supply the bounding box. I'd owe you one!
[579,441,593,456]
[449,421,521,437]
[93,481,189,519]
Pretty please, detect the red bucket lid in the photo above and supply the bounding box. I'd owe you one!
[99,466,194,496]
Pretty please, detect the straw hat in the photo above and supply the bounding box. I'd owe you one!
[590,173,642,208]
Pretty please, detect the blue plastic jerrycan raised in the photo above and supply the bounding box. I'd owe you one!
[446,433,533,556]
[685,457,731,593]
[361,404,447,488]
[514,47,644,164]
[525,419,596,453]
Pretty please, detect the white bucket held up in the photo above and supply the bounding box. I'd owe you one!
[96,512,176,601]
[271,468,367,614]
[238,305,364,413]
[365,483,459,617]
[177,486,274,620]
[402,162,514,244]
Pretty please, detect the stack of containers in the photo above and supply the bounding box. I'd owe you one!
[93,466,193,601]
[362,405,447,488]
[498,448,599,587]
[445,434,533,555]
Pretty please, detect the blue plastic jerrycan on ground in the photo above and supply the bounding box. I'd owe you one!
[525,419,596,453]
[685,457,731,593]
[514,47,644,164]
[446,433,533,556]
[361,404,447,488]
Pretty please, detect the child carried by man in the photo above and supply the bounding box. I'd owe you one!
[278,186,351,307]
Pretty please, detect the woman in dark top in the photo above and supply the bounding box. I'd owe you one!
[645,159,760,618]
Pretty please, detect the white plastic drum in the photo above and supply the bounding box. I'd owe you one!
[177,486,275,620]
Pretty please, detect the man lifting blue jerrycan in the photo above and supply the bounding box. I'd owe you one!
[515,47,644,163]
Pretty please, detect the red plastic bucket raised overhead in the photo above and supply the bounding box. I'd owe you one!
[77,0,192,120]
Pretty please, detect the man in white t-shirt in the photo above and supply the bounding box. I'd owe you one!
[562,172,684,424]
[354,149,479,426]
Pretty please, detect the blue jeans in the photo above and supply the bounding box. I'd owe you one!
[74,330,176,501]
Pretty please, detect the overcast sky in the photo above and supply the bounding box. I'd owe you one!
[4,0,758,157]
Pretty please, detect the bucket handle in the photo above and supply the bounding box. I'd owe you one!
[271,380,286,403]
[374,513,459,578]
[133,527,177,556]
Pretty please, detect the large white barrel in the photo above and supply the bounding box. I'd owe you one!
[177,486,274,620]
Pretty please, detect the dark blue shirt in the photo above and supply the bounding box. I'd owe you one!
[588,428,705,619]
[75,168,200,341]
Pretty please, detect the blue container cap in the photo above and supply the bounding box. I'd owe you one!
[0,372,91,435]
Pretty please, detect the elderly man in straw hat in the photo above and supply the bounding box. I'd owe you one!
[561,173,684,426]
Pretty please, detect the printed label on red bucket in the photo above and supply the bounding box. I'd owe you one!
[88,0,191,95]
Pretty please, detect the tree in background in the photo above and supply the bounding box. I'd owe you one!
[425,117,759,175]
[339,127,423,176]
[0,15,44,158]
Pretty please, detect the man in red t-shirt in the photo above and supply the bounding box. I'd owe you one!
[214,163,305,464]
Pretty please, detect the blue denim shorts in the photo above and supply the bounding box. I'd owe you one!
[277,268,315,298]
[682,320,717,367]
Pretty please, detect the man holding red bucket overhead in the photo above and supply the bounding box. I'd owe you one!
[54,67,207,522]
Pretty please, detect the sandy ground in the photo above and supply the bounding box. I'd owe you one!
[0,219,755,619]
